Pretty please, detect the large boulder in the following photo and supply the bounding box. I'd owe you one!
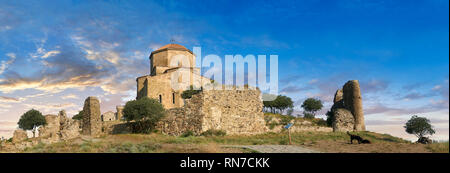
[332,108,355,132]
[12,129,28,143]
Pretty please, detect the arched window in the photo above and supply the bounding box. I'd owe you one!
[159,95,162,103]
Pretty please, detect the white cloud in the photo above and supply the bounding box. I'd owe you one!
[41,50,61,59]
[62,94,79,100]
[0,53,16,75]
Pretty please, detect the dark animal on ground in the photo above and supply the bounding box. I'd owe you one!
[347,131,371,144]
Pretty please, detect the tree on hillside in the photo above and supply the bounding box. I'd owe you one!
[123,97,166,133]
[301,98,323,118]
[263,95,294,114]
[72,110,84,120]
[17,109,46,138]
[404,115,435,141]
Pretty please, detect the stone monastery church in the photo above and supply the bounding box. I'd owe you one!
[136,43,211,109]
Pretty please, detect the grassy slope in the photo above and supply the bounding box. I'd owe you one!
[21,131,448,153]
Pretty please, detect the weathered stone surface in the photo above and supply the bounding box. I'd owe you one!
[157,88,268,135]
[332,108,355,132]
[332,89,344,110]
[38,115,60,141]
[333,89,343,103]
[60,116,81,141]
[82,96,101,136]
[102,121,132,135]
[101,111,115,122]
[12,130,28,143]
[116,106,124,121]
[342,80,365,131]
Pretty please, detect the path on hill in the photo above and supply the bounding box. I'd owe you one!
[227,145,321,153]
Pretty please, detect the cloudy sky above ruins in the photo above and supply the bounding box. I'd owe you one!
[0,0,448,140]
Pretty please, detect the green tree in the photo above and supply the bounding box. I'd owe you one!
[274,95,294,114]
[72,110,84,120]
[17,109,46,137]
[325,111,334,127]
[404,115,435,140]
[263,95,293,114]
[301,98,323,118]
[123,97,166,133]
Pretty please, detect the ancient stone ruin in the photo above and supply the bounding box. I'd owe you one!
[331,80,365,132]
[81,96,102,137]
[157,88,268,135]
[38,110,81,143]
[12,129,28,143]
[116,106,124,121]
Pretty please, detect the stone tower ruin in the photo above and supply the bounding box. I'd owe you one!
[82,96,101,136]
[331,80,365,132]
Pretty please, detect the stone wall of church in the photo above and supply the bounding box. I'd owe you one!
[136,70,211,109]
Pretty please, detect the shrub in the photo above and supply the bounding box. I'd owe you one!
[181,131,195,137]
[181,85,202,99]
[123,97,166,133]
[325,111,334,127]
[303,112,315,119]
[72,110,83,120]
[201,129,226,137]
[315,118,328,127]
[279,115,295,125]
[18,109,46,137]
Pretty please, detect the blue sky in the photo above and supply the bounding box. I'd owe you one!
[0,0,448,140]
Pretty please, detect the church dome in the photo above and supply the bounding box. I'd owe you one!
[152,43,191,53]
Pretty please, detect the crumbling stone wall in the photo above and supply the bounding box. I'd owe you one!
[332,108,354,132]
[157,88,268,135]
[38,110,81,143]
[82,97,102,136]
[12,130,28,143]
[59,110,81,141]
[38,114,60,141]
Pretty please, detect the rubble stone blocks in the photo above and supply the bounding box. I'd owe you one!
[38,115,60,141]
[59,110,81,140]
[332,108,355,132]
[12,129,28,143]
[82,96,101,136]
[343,80,365,131]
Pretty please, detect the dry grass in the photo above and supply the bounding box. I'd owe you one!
[20,131,444,153]
[426,141,449,153]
